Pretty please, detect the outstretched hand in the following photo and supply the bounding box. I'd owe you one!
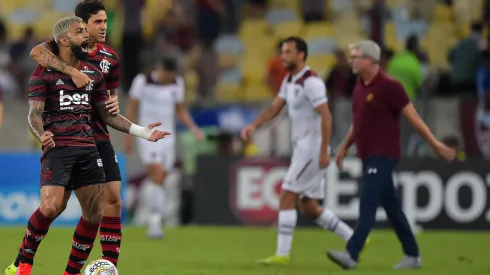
[147,122,171,142]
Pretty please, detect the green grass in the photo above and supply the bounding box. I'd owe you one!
[0,227,488,275]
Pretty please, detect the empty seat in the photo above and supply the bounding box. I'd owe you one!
[307,38,336,55]
[304,22,335,40]
[273,21,303,39]
[266,8,298,25]
[215,35,244,54]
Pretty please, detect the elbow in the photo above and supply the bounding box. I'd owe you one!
[101,115,111,126]
[29,47,40,59]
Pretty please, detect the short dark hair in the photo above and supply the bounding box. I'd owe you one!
[471,22,483,33]
[405,34,419,52]
[276,39,283,51]
[159,57,178,71]
[283,36,308,60]
[75,0,106,23]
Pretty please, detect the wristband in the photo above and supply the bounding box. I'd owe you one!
[129,124,155,140]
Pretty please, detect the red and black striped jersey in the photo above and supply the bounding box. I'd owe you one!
[28,62,108,150]
[46,39,120,140]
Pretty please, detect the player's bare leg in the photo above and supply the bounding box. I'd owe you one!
[299,198,354,241]
[15,186,68,275]
[146,163,167,239]
[99,181,123,266]
[257,190,299,265]
[64,184,104,275]
[6,191,71,275]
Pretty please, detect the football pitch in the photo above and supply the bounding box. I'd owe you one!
[0,226,486,275]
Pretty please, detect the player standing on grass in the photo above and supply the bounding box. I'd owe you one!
[3,2,125,274]
[326,40,455,270]
[15,17,169,275]
[124,57,203,238]
[241,36,355,266]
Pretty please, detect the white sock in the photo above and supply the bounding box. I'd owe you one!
[276,209,297,256]
[315,208,353,242]
[150,182,166,216]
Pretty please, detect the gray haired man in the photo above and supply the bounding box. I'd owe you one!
[326,40,455,271]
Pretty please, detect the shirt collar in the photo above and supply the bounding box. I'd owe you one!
[290,66,310,82]
[361,70,384,87]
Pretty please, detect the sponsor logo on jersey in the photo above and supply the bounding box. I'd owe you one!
[80,66,95,74]
[99,48,113,56]
[86,79,94,91]
[59,90,89,110]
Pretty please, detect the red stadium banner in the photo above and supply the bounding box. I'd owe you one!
[194,156,490,230]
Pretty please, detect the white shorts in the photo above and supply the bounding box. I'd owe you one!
[282,147,326,199]
[138,138,175,170]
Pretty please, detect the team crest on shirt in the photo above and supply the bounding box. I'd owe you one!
[100,58,111,74]
[367,93,374,102]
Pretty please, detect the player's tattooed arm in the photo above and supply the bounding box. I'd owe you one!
[94,101,132,133]
[28,100,45,142]
[30,42,74,75]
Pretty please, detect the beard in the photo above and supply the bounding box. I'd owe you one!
[284,62,297,71]
[70,41,88,61]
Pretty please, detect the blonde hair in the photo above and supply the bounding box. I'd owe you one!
[53,16,84,42]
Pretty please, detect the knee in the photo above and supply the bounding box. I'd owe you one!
[150,170,167,185]
[279,190,298,210]
[40,199,65,219]
[104,193,123,213]
[53,200,69,219]
[299,200,322,220]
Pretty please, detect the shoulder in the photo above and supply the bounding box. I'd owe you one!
[380,73,404,90]
[176,75,184,86]
[295,69,319,86]
[98,44,119,60]
[45,38,59,54]
[303,72,325,89]
[133,73,149,84]
[31,65,48,78]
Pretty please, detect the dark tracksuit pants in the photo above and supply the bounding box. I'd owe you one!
[346,156,419,261]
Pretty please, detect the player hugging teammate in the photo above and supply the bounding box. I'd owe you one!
[4,1,168,275]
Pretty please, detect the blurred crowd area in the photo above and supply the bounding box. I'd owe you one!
[0,0,489,102]
[2,0,490,162]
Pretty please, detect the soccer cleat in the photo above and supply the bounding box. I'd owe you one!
[365,237,371,246]
[394,256,422,269]
[256,255,290,265]
[326,250,357,270]
[15,263,32,275]
[4,263,17,275]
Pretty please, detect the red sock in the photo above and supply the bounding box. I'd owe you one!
[21,208,54,265]
[14,238,25,267]
[99,216,122,266]
[65,217,99,274]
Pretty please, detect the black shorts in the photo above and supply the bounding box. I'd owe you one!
[96,140,122,182]
[40,146,105,190]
